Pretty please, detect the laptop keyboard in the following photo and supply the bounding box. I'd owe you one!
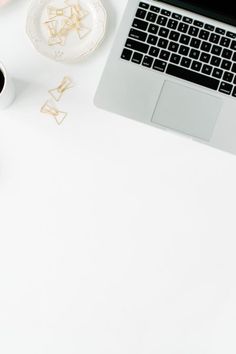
[121,1,236,97]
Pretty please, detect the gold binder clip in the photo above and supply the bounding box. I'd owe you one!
[40,100,67,125]
[48,76,73,102]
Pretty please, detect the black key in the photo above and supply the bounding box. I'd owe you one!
[234,76,236,84]
[179,45,189,56]
[212,68,224,80]
[230,41,236,50]
[222,49,233,59]
[211,45,222,55]
[172,13,182,20]
[132,18,148,31]
[169,31,180,41]
[153,59,167,72]
[209,33,220,44]
[180,34,190,45]
[132,52,143,64]
[157,38,168,48]
[183,16,192,24]
[199,30,210,40]
[146,12,157,23]
[136,8,147,19]
[180,58,191,68]
[232,86,236,97]
[202,64,213,75]
[232,63,236,73]
[166,64,219,90]
[189,49,200,59]
[147,34,158,45]
[142,55,154,67]
[170,53,181,64]
[233,53,236,62]
[167,19,178,29]
[181,57,191,68]
[159,28,170,38]
[149,46,160,57]
[221,59,232,71]
[201,41,211,52]
[226,31,236,39]
[139,2,149,9]
[223,72,234,82]
[168,41,179,52]
[210,56,221,67]
[188,26,199,36]
[220,37,231,47]
[193,20,203,27]
[178,22,189,33]
[156,15,168,26]
[200,52,210,63]
[191,61,202,71]
[121,48,132,61]
[205,24,214,31]
[150,6,160,13]
[190,38,201,48]
[215,27,225,35]
[129,28,147,41]
[148,23,159,34]
[159,50,170,61]
[212,67,223,79]
[161,9,171,17]
[125,38,149,53]
[219,82,233,95]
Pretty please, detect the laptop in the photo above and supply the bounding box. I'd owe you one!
[94,0,236,155]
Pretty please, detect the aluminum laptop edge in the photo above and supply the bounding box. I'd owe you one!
[94,0,236,155]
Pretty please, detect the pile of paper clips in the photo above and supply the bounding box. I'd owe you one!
[41,76,74,125]
[44,0,90,46]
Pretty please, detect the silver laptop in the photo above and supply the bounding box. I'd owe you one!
[94,0,236,155]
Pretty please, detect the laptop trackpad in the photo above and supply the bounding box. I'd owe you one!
[151,80,222,141]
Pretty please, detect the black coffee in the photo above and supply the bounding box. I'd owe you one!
[0,69,5,94]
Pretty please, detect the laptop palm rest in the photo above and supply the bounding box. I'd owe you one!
[151,80,223,141]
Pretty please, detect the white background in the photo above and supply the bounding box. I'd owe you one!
[1,1,236,353]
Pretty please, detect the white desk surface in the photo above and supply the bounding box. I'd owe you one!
[1,1,236,353]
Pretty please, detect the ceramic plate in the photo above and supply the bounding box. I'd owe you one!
[26,0,107,63]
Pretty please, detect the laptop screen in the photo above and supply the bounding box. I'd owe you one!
[161,0,236,26]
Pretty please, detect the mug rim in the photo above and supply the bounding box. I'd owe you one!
[0,62,7,95]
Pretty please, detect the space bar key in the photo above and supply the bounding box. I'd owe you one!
[166,64,220,91]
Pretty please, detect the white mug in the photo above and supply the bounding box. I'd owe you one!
[0,62,15,110]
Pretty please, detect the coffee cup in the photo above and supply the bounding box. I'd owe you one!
[0,62,15,110]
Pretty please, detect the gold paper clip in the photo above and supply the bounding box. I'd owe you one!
[77,24,90,39]
[45,20,58,37]
[45,20,65,46]
[40,100,67,125]
[69,14,90,39]
[48,76,73,102]
[65,0,88,19]
[48,35,64,46]
[59,18,76,37]
[47,6,73,20]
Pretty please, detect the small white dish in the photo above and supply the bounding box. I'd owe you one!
[26,0,107,63]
